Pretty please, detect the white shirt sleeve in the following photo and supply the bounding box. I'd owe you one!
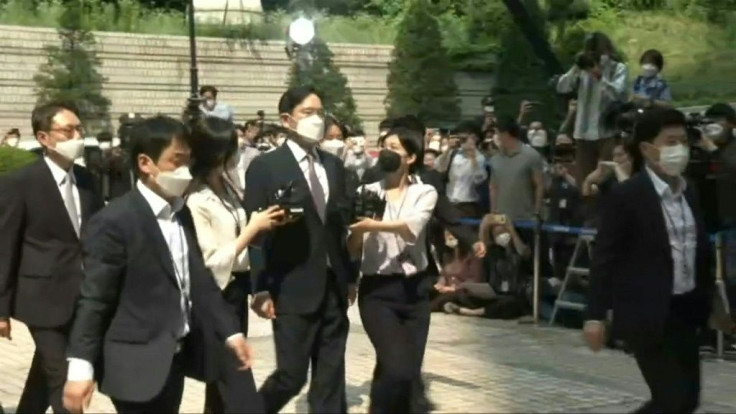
[402,186,439,246]
[67,358,94,381]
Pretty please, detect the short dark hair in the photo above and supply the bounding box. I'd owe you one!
[385,126,424,174]
[7,128,20,137]
[378,118,393,131]
[278,86,321,115]
[495,116,521,139]
[190,117,238,180]
[639,49,664,71]
[631,108,687,172]
[325,115,347,140]
[128,116,190,177]
[392,115,426,137]
[96,131,113,142]
[199,85,218,97]
[244,119,259,129]
[31,101,80,136]
[453,120,483,141]
[705,103,736,124]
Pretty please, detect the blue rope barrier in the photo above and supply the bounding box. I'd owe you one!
[459,218,735,241]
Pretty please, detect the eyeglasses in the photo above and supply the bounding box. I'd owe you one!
[51,125,85,137]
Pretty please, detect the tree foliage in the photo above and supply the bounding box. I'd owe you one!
[0,147,38,175]
[287,38,363,130]
[493,0,558,127]
[33,0,111,132]
[385,0,459,123]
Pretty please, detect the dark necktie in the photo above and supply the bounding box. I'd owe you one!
[306,153,326,222]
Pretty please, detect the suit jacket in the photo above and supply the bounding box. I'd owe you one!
[587,171,714,348]
[362,164,478,277]
[244,144,354,315]
[66,189,239,402]
[0,159,103,327]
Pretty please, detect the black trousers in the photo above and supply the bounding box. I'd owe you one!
[205,273,264,414]
[112,353,186,414]
[359,273,431,414]
[17,326,70,414]
[259,275,349,414]
[632,296,702,414]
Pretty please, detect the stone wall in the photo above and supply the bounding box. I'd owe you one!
[0,25,493,143]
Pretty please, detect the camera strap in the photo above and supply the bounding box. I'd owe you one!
[385,186,413,266]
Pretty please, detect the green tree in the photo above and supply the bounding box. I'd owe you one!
[0,147,38,175]
[385,0,459,124]
[287,37,363,130]
[33,0,111,132]
[493,0,558,128]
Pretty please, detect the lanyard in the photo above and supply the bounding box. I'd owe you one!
[215,182,242,236]
[385,184,411,264]
[168,219,191,318]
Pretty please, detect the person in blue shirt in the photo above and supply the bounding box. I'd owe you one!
[633,49,673,108]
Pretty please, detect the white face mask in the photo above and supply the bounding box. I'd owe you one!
[294,114,325,144]
[5,137,19,147]
[529,130,548,148]
[440,145,449,153]
[495,233,512,248]
[52,138,85,162]
[703,123,724,140]
[156,166,193,198]
[600,54,610,66]
[446,238,458,249]
[320,139,345,157]
[428,141,441,152]
[658,144,690,177]
[641,63,658,78]
[205,99,216,109]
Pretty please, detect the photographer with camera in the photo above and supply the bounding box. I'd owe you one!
[697,103,736,172]
[348,126,437,413]
[556,32,630,184]
[1,128,20,148]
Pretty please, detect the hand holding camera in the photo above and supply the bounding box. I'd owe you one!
[266,181,304,225]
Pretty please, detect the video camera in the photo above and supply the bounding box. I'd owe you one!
[352,187,385,222]
[269,181,304,218]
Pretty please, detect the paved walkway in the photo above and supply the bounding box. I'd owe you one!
[2,306,736,413]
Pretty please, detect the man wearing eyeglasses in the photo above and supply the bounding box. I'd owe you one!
[0,102,103,413]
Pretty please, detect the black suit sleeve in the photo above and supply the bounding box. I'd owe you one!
[0,175,24,319]
[587,187,629,321]
[67,213,126,363]
[421,170,478,248]
[331,160,358,284]
[243,157,272,293]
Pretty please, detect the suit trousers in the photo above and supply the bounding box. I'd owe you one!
[112,353,185,414]
[359,273,431,414]
[17,326,70,414]
[632,295,702,414]
[205,273,264,414]
[259,273,349,414]
[204,274,264,414]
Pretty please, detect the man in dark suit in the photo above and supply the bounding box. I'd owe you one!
[245,86,355,414]
[62,116,254,413]
[0,102,104,413]
[585,108,714,413]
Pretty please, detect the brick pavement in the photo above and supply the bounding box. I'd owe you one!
[2,306,736,413]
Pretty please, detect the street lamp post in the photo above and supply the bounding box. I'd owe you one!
[186,0,201,122]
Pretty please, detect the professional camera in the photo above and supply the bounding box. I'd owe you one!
[352,187,386,222]
[269,181,304,217]
[117,112,144,149]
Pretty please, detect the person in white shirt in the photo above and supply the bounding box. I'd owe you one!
[200,85,235,122]
[348,126,438,413]
[438,122,488,219]
[187,116,286,413]
[584,108,713,414]
[62,116,255,414]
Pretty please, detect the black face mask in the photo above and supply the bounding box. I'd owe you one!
[377,149,402,173]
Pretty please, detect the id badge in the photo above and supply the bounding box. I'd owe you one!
[501,281,509,292]
[559,199,567,209]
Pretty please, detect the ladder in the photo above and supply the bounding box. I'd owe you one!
[549,233,595,326]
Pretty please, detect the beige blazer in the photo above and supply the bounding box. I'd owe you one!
[187,183,249,290]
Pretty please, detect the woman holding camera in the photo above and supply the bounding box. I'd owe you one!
[348,127,438,414]
[186,116,285,413]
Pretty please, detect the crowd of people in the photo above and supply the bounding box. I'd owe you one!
[0,30,736,414]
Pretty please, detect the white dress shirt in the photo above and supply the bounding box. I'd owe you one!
[446,150,488,203]
[359,179,438,276]
[187,183,250,290]
[645,167,697,295]
[44,156,81,231]
[286,139,330,206]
